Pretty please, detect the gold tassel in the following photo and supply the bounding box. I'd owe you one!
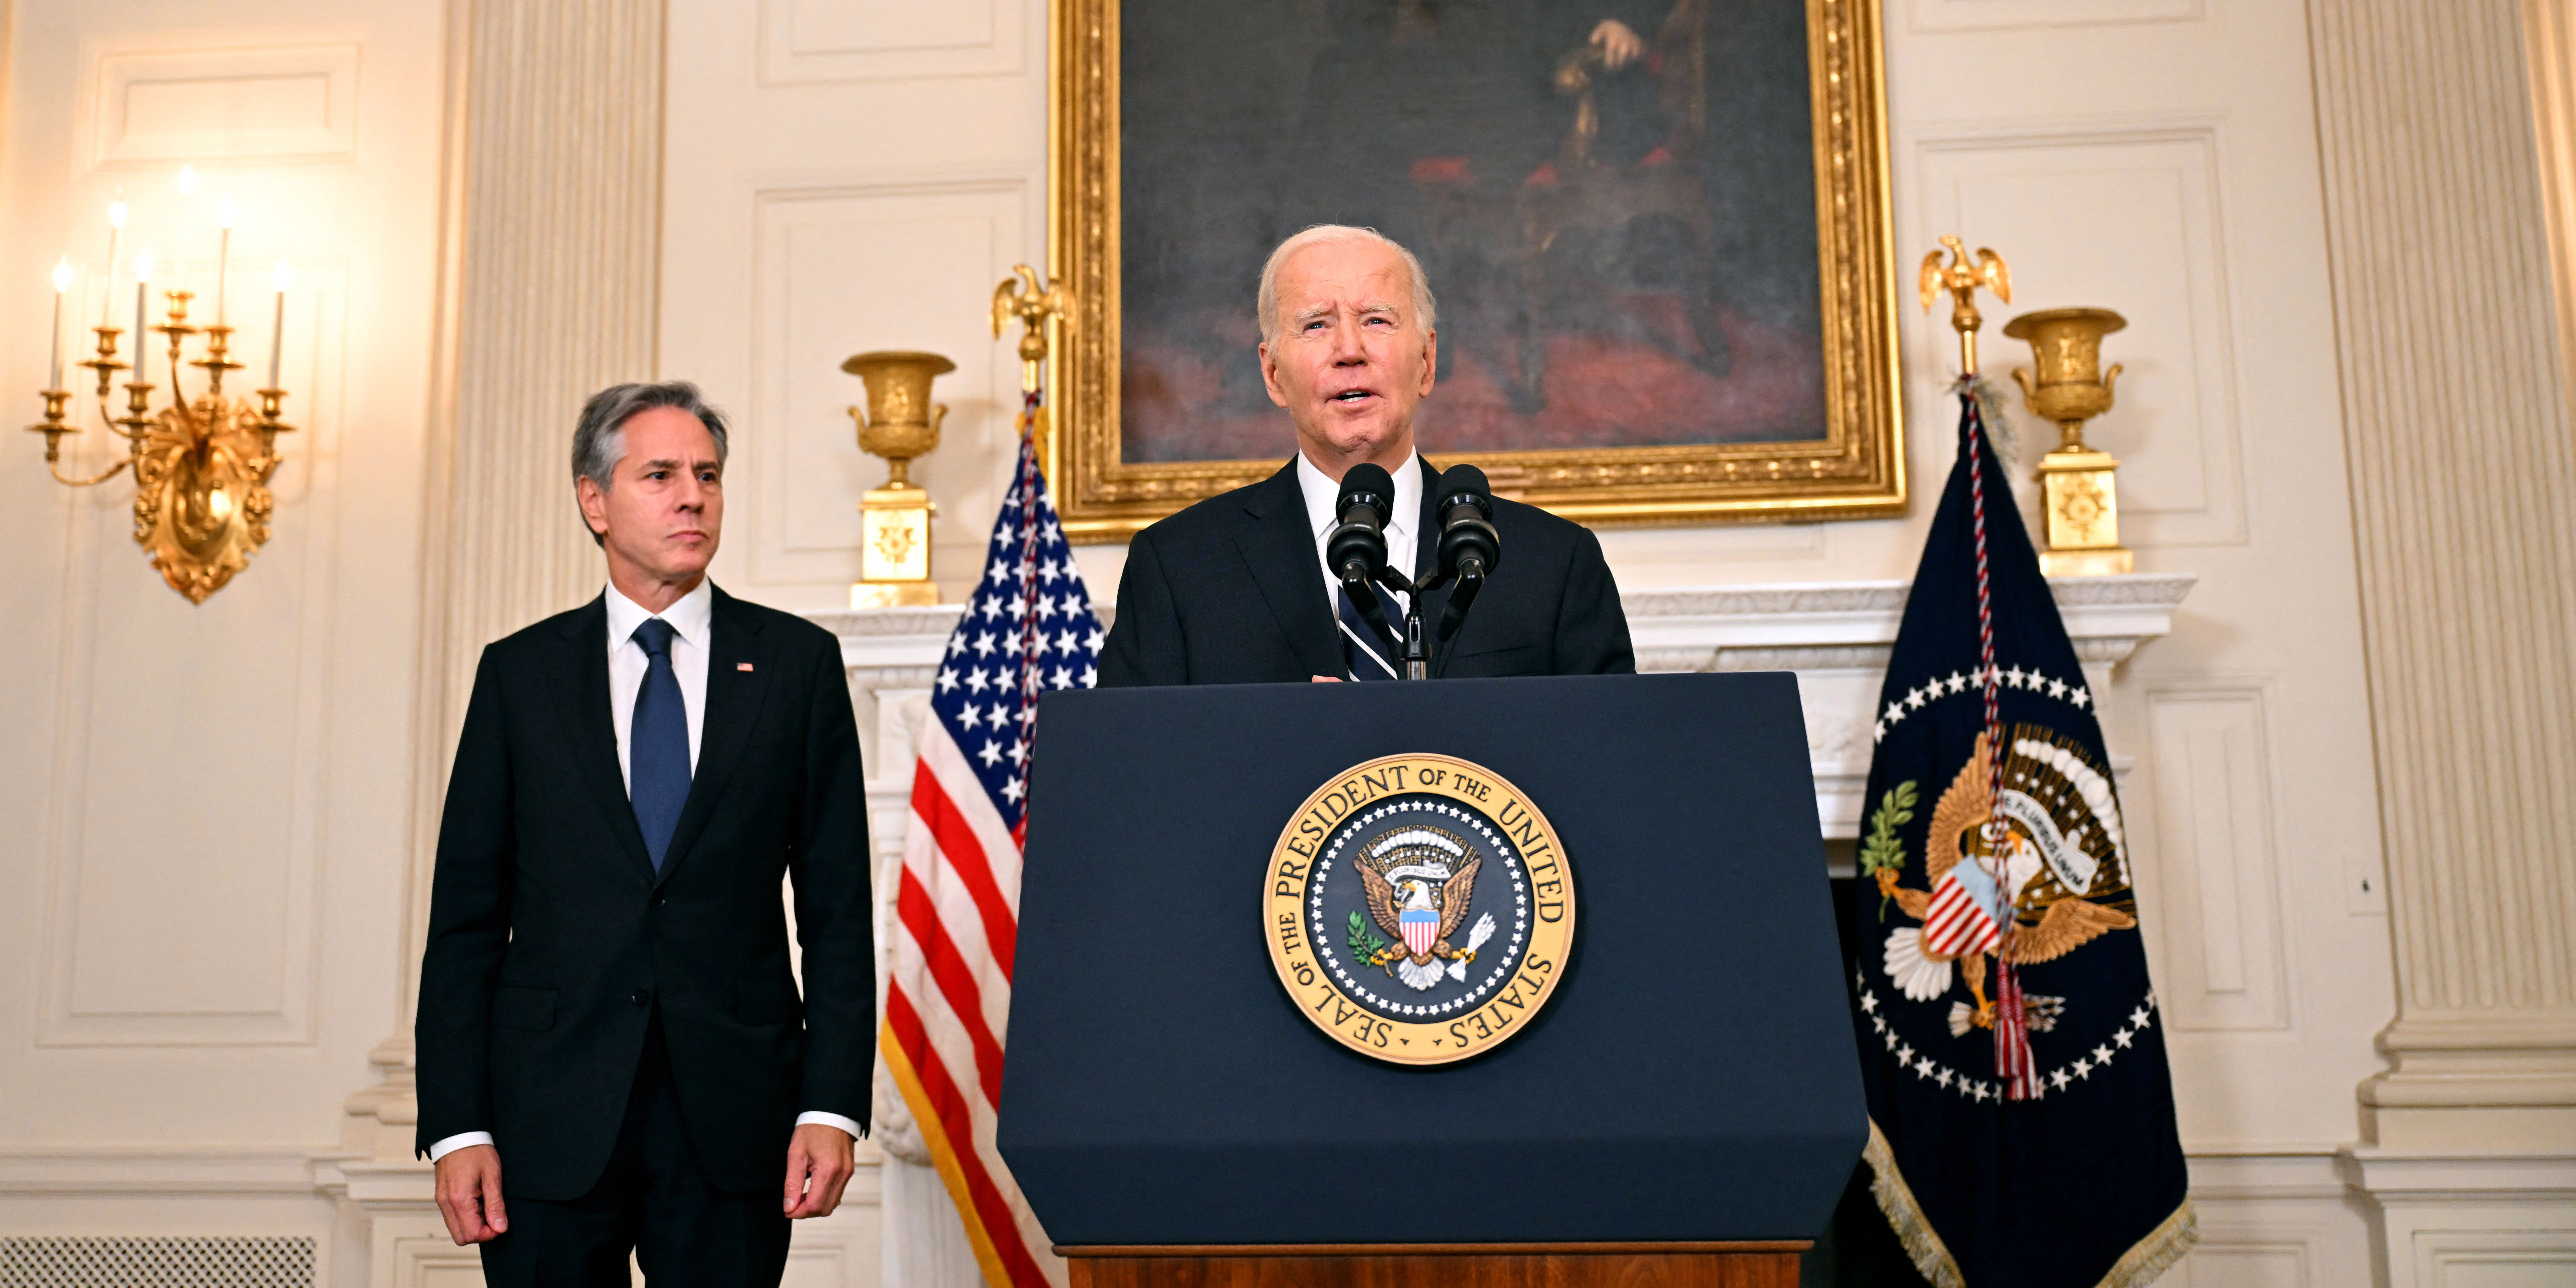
[1862,1118,2200,1288]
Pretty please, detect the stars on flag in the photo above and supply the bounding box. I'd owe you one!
[1871,660,2098,743]
[1856,984,2160,1104]
[922,441,1103,832]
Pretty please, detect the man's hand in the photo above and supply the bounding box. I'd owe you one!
[782,1122,856,1218]
[1590,19,1646,69]
[433,1144,509,1246]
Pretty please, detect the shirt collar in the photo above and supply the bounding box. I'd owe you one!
[1296,448,1421,541]
[604,578,714,651]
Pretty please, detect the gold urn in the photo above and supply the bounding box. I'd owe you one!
[841,350,955,608]
[2004,308,2133,577]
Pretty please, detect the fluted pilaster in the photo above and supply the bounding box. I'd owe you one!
[2309,0,2576,1149]
[343,0,664,1163]
[441,0,663,711]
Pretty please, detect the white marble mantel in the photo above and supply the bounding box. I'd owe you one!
[810,573,2195,845]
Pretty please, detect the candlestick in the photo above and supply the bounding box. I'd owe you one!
[268,260,291,388]
[49,258,70,389]
[101,197,127,327]
[216,193,238,325]
[133,250,152,348]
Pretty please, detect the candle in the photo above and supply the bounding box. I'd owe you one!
[50,257,72,389]
[134,250,153,352]
[101,197,127,327]
[215,194,238,325]
[268,260,292,388]
[177,164,197,197]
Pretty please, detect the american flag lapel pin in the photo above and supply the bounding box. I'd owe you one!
[737,662,755,672]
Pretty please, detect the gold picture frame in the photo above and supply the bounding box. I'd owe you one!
[1046,0,1903,539]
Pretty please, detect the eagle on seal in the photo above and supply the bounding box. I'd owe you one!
[1880,732,2136,1032]
[1354,827,1497,991]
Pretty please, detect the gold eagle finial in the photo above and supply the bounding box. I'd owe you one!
[1919,235,2012,376]
[991,265,1073,395]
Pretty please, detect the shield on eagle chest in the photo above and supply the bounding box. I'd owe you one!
[1400,907,1438,958]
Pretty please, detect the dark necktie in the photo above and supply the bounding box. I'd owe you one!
[629,617,692,870]
[1338,583,1401,681]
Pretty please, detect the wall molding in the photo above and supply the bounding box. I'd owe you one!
[743,172,1033,592]
[1912,114,2250,548]
[77,41,361,171]
[755,0,1027,85]
[1908,0,2201,34]
[0,1146,331,1196]
[2144,677,2295,1032]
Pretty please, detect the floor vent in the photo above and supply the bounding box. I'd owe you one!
[0,1236,315,1287]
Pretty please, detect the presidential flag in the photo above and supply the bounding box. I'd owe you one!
[1846,384,2193,1287]
[879,404,1097,1288]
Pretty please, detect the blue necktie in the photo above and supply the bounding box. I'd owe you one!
[629,617,691,870]
[1338,583,1400,681]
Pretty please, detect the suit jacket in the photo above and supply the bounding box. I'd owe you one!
[1100,457,1634,685]
[414,586,874,1199]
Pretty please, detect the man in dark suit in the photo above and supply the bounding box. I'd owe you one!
[1102,226,1634,686]
[415,382,874,1286]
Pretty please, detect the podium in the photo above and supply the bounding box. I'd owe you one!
[1000,674,1863,1287]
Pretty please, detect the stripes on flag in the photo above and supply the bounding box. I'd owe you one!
[879,408,1094,1288]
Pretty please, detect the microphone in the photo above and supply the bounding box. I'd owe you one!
[1326,463,1396,586]
[1325,462,1402,660]
[1434,464,1501,583]
[1432,464,1501,653]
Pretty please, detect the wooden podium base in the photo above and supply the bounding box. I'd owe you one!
[1060,1242,1809,1288]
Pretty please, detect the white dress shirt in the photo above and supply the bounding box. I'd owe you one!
[426,581,859,1162]
[1296,448,1421,621]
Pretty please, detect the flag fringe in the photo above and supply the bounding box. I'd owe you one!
[1862,1119,1966,1288]
[878,1024,1023,1288]
[1864,1118,2200,1288]
[2094,1199,2199,1288]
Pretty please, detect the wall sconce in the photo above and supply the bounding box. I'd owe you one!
[27,171,298,603]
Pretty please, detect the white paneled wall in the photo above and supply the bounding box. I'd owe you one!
[663,0,1048,615]
[0,0,448,1274]
[3,0,2568,1282]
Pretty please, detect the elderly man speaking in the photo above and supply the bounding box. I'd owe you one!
[1099,225,1634,686]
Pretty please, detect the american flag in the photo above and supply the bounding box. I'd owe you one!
[879,418,1095,1288]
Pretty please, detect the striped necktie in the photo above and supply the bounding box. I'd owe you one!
[1337,583,1401,681]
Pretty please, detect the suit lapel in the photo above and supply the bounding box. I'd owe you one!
[654,586,777,889]
[557,596,658,882]
[1412,455,1457,650]
[1232,460,1343,680]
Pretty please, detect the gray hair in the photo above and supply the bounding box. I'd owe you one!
[1255,225,1437,345]
[572,380,731,545]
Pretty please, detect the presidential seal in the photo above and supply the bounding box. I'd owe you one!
[1264,754,1575,1065]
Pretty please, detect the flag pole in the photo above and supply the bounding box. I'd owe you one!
[1919,236,2037,1099]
